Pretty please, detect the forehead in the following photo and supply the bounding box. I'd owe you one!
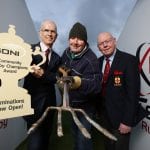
[69,37,85,42]
[41,22,56,30]
[98,33,112,41]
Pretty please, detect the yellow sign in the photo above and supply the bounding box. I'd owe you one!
[0,25,46,119]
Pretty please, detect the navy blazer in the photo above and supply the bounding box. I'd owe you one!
[99,49,141,128]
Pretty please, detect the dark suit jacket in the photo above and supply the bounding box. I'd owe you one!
[99,49,143,129]
[23,43,61,124]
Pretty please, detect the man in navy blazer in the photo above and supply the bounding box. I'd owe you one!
[97,32,144,150]
[23,19,61,150]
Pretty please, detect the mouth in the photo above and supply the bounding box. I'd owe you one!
[103,49,110,53]
[47,38,54,41]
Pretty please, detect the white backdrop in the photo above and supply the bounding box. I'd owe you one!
[118,0,150,150]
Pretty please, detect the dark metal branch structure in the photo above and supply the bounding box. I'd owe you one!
[27,67,117,141]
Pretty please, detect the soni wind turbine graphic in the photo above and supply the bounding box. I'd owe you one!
[118,0,150,150]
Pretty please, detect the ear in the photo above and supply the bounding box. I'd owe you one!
[55,33,58,39]
[39,30,42,39]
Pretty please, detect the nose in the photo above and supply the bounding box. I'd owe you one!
[47,30,52,35]
[74,38,78,42]
[103,42,108,47]
[73,38,79,44]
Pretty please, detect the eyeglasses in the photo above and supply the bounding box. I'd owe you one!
[41,29,56,34]
[98,38,114,46]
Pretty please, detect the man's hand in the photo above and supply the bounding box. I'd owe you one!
[57,76,81,90]
[118,123,131,134]
[57,66,81,90]
[31,65,44,78]
[58,66,71,77]
[71,76,81,89]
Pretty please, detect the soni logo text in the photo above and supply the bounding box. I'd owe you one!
[0,48,19,56]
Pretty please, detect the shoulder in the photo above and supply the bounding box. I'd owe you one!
[115,50,139,69]
[52,50,60,57]
[116,49,137,61]
[84,48,98,60]
[61,48,70,60]
[62,48,69,56]
[117,49,135,57]
[51,50,61,63]
[83,48,100,69]
[98,55,104,61]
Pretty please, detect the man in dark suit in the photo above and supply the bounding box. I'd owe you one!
[97,32,142,150]
[23,19,61,150]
